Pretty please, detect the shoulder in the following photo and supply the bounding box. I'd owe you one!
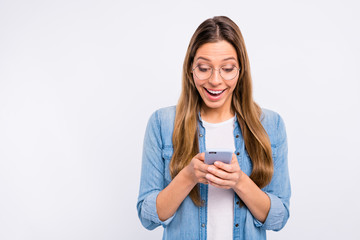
[260,108,283,127]
[149,105,176,127]
[260,108,287,146]
[154,105,176,120]
[146,106,176,147]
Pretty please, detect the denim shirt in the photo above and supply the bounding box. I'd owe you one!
[137,106,291,240]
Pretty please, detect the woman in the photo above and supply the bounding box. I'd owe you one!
[137,16,291,239]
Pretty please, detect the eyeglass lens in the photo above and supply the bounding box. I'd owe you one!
[194,64,239,80]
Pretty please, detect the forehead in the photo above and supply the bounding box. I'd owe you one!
[194,40,237,63]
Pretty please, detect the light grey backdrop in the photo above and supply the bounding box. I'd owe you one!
[1,0,359,239]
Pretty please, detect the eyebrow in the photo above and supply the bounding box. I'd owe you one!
[195,56,237,62]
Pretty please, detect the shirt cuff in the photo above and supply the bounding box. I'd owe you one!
[253,192,287,230]
[142,191,176,227]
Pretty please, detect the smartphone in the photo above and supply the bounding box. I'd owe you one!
[205,149,233,165]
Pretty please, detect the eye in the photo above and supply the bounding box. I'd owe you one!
[198,65,211,72]
[222,65,236,73]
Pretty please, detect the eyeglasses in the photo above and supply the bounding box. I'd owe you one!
[192,64,241,81]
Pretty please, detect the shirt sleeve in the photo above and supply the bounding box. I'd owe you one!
[136,110,176,230]
[254,114,291,231]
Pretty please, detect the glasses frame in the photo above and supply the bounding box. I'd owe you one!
[192,64,241,81]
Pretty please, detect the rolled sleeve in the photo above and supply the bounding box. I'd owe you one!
[137,191,176,229]
[136,110,175,230]
[253,192,290,231]
[254,113,291,231]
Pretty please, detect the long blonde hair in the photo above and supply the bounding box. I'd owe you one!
[170,16,273,206]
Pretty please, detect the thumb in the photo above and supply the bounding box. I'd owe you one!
[195,152,205,161]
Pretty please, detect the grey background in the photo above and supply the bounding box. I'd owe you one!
[1,0,359,239]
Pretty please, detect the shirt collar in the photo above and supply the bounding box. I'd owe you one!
[198,111,238,125]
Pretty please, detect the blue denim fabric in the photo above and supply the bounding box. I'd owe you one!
[137,106,291,240]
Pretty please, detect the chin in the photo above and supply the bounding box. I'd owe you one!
[202,100,225,110]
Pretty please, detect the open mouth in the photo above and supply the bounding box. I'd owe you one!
[204,88,225,97]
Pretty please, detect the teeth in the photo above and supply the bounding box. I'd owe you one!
[208,89,223,94]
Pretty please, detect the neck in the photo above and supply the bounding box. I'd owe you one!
[200,104,235,123]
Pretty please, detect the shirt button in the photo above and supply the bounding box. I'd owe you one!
[236,201,240,205]
[201,199,205,205]
[199,134,203,137]
[235,223,239,227]
[201,223,205,227]
[236,152,240,156]
[236,134,239,138]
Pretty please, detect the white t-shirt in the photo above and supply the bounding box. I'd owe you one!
[202,117,236,240]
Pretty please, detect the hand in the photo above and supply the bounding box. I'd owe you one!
[205,153,243,189]
[185,152,210,184]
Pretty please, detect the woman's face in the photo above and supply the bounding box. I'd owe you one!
[192,40,239,113]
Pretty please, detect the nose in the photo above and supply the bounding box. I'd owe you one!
[208,69,222,85]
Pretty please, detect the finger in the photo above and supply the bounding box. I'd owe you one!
[208,180,231,189]
[207,165,231,180]
[195,171,209,180]
[213,161,234,173]
[195,171,209,184]
[231,153,237,163]
[199,178,209,184]
[214,154,240,173]
[193,167,211,185]
[205,173,231,186]
[196,152,205,161]
[194,156,210,173]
